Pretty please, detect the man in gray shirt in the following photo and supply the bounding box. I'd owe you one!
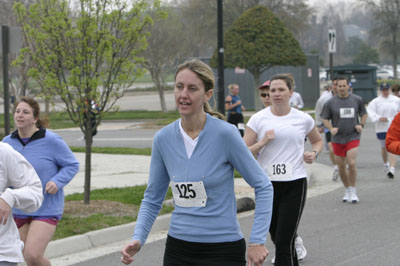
[321,76,368,204]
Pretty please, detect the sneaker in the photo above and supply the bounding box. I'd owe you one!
[332,167,339,181]
[387,167,395,179]
[342,187,351,202]
[384,163,390,174]
[295,236,307,261]
[349,187,359,203]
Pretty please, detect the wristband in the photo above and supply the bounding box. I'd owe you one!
[248,243,263,247]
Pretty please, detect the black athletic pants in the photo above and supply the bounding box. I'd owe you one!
[163,235,246,266]
[227,113,244,137]
[270,178,307,266]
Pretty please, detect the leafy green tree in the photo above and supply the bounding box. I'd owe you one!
[212,5,306,110]
[353,43,380,64]
[13,0,164,204]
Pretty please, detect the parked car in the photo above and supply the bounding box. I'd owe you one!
[377,69,393,80]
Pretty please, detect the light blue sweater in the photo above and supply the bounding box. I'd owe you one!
[133,114,273,245]
[3,128,79,216]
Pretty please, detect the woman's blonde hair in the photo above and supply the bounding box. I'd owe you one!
[175,59,224,119]
[228,83,238,93]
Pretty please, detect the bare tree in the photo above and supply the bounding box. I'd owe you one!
[360,0,400,78]
[0,0,37,112]
[141,7,188,112]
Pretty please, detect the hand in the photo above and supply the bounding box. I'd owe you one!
[303,151,316,164]
[0,198,11,225]
[355,124,363,133]
[260,129,275,146]
[330,128,339,136]
[45,181,58,194]
[121,240,141,265]
[247,245,268,266]
[379,117,388,122]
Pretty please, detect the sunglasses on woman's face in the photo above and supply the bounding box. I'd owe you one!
[260,93,270,98]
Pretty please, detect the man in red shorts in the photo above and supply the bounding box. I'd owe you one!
[321,76,368,203]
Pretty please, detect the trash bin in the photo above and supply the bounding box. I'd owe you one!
[327,64,377,102]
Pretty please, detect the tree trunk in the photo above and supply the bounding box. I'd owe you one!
[158,84,167,112]
[45,99,50,117]
[84,114,93,205]
[252,70,262,111]
[151,72,168,112]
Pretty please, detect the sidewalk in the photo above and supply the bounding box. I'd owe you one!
[40,151,341,265]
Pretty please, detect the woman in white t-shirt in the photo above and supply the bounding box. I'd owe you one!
[244,73,323,266]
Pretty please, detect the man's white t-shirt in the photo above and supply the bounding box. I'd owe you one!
[367,95,400,133]
[289,91,304,109]
[247,107,314,182]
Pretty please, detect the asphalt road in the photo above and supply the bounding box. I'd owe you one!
[54,122,157,148]
[68,122,400,266]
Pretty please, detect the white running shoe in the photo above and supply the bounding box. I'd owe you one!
[332,167,339,181]
[384,163,390,175]
[342,187,351,202]
[349,187,359,203]
[387,167,395,179]
[270,236,307,264]
[295,236,307,261]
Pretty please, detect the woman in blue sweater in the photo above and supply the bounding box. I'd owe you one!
[121,59,273,266]
[3,97,79,266]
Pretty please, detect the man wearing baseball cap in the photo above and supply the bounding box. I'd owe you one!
[367,82,400,178]
[258,80,272,108]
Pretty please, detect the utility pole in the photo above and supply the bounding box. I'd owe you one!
[2,25,10,135]
[217,0,225,114]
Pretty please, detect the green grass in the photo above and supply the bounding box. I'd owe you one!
[54,214,135,239]
[102,110,179,120]
[70,146,152,155]
[54,185,173,240]
[45,110,180,129]
[0,110,180,129]
[65,185,156,204]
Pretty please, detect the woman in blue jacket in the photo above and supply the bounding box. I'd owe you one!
[121,59,274,266]
[3,97,79,266]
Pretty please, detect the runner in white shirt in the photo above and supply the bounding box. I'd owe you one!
[289,90,304,109]
[367,83,400,178]
[0,142,43,266]
[257,79,308,263]
[244,73,323,266]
